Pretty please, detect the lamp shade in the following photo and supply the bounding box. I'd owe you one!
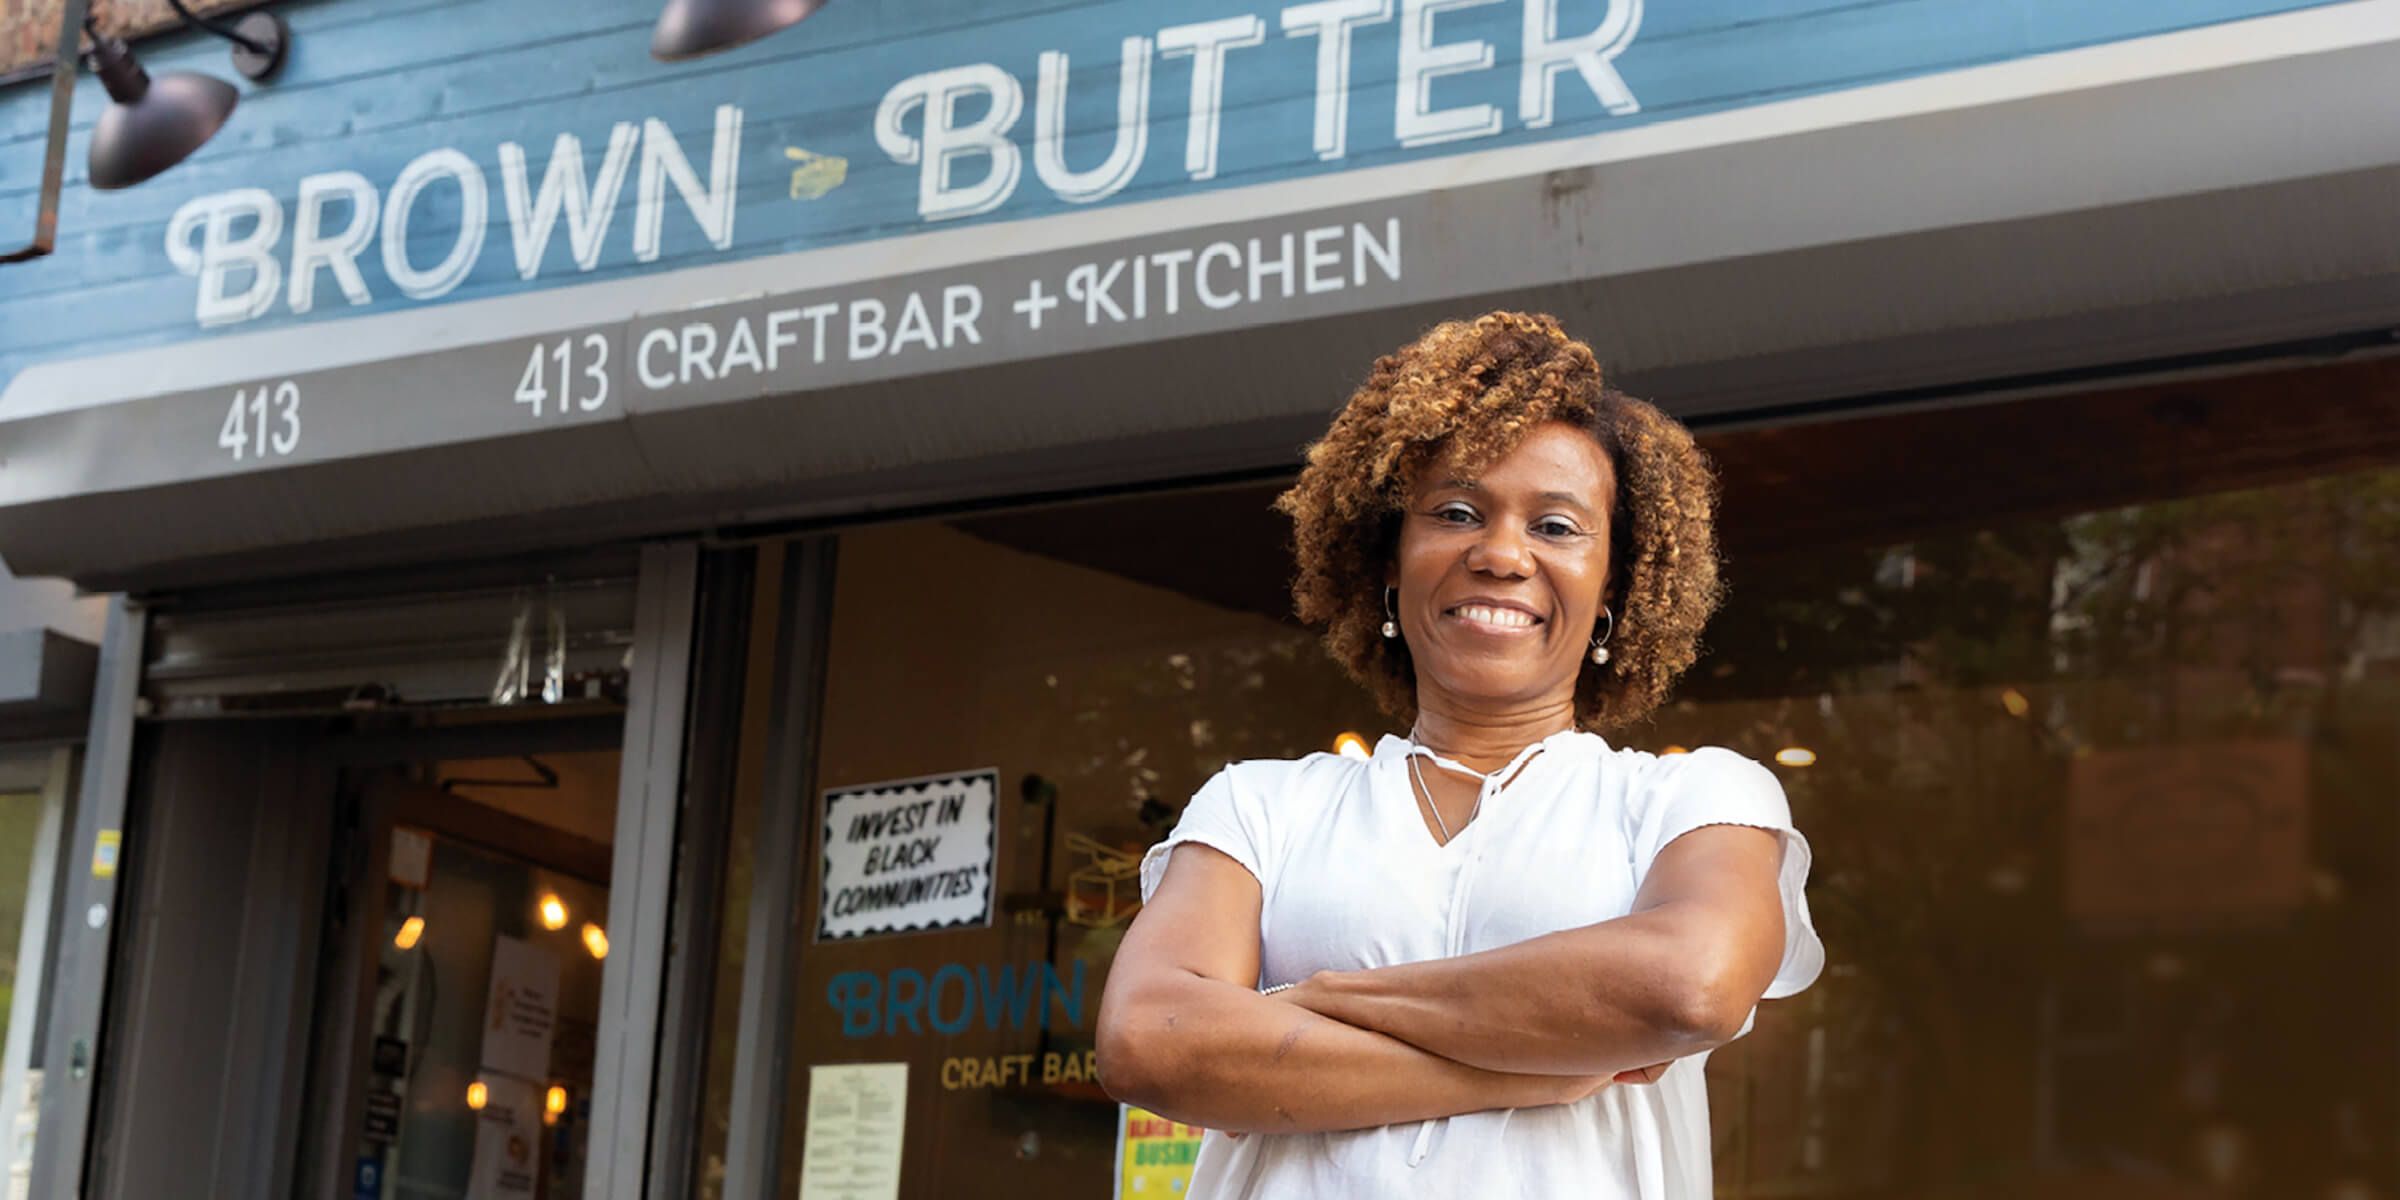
[84,28,239,193]
[651,0,827,61]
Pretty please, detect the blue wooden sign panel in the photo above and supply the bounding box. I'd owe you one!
[0,0,2349,394]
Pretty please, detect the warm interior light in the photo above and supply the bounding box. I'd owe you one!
[1332,732,1370,761]
[546,1085,568,1116]
[581,922,610,960]
[1661,744,1689,755]
[393,915,425,950]
[538,893,570,931]
[2001,688,2031,718]
[466,1081,488,1111]
[1774,746,1817,767]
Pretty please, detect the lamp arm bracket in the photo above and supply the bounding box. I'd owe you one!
[164,0,268,54]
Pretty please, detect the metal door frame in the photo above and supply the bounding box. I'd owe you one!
[27,597,140,1200]
[720,537,838,1200]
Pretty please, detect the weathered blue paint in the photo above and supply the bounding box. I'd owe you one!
[0,0,2347,394]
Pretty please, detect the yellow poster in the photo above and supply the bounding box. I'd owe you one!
[91,829,121,879]
[1115,1105,1204,1198]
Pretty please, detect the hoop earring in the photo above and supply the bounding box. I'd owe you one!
[1382,587,1399,639]
[1590,605,1616,665]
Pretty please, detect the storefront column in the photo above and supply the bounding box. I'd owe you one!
[27,597,142,1200]
[587,544,702,1200]
[722,539,838,1200]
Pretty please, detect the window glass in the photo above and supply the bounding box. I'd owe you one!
[0,752,67,1200]
[736,365,2400,1199]
[776,513,1388,1198]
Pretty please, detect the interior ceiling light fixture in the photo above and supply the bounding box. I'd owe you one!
[651,0,827,61]
[88,1,290,192]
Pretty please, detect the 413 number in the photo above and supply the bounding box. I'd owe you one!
[515,333,610,417]
[217,381,300,462]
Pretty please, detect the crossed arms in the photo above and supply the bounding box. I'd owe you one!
[1092,823,1790,1135]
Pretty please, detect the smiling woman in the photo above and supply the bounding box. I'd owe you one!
[1094,312,1824,1199]
[1276,312,1727,733]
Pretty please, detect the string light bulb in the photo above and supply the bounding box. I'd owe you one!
[581,922,610,960]
[466,1081,488,1111]
[393,915,425,950]
[538,893,570,931]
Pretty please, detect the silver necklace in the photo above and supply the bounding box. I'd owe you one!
[1405,728,1482,844]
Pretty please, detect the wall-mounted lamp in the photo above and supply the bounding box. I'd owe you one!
[82,24,232,190]
[88,2,288,190]
[651,0,827,61]
[6,0,294,261]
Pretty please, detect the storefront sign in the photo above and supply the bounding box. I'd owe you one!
[798,1062,908,1200]
[0,0,2347,385]
[818,770,998,941]
[940,1048,1099,1091]
[0,205,1407,513]
[479,935,561,1081]
[826,959,1086,1039]
[1115,1106,1206,1198]
[0,0,2384,585]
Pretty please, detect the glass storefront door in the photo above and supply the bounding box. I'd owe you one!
[335,753,620,1200]
[778,511,1392,1199]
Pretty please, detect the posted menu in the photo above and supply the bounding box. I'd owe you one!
[797,1062,908,1200]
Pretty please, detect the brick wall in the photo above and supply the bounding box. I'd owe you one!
[3,0,263,80]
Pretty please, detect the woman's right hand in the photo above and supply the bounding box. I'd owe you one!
[1513,1060,1671,1110]
[1516,1072,1614,1108]
[1612,1061,1672,1085]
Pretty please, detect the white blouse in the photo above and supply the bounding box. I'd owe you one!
[1136,729,1826,1199]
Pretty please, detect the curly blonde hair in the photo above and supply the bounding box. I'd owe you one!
[1273,312,1727,733]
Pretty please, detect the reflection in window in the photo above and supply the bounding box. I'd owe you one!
[705,362,2400,1199]
[1668,466,2399,1197]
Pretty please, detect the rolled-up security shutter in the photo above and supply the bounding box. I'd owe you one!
[139,553,640,718]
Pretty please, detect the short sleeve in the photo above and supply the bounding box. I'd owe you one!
[1630,747,1826,1006]
[1139,766,1271,903]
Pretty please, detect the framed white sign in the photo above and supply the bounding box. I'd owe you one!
[817,769,998,942]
